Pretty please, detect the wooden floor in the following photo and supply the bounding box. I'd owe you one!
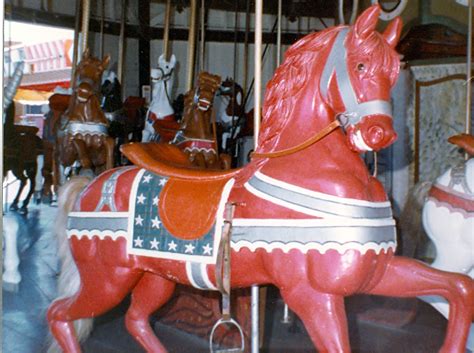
[2,202,471,353]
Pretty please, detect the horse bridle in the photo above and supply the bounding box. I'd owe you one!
[252,28,393,159]
[152,67,174,106]
[193,87,214,112]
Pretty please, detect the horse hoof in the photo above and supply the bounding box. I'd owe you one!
[19,206,28,215]
[9,204,18,212]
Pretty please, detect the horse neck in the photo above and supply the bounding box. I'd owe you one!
[183,108,213,140]
[68,94,107,124]
[150,80,172,114]
[258,80,372,195]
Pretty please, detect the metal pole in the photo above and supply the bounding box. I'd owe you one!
[243,0,251,98]
[251,1,263,351]
[251,285,260,353]
[81,0,90,52]
[277,0,282,66]
[118,0,127,84]
[186,0,198,91]
[99,0,105,58]
[163,0,172,61]
[254,0,263,147]
[71,0,82,79]
[199,0,206,72]
[466,0,473,136]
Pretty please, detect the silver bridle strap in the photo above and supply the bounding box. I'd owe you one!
[320,28,392,128]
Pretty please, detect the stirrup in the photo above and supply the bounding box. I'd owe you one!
[210,202,245,353]
[209,316,245,353]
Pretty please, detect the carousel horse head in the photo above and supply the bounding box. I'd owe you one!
[217,77,244,118]
[151,54,176,84]
[193,71,222,112]
[101,70,123,114]
[322,5,402,152]
[75,48,111,104]
[258,5,402,158]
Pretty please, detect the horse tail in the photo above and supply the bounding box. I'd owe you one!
[398,181,433,259]
[47,176,92,353]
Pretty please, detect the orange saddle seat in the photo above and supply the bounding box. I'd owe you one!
[122,142,240,239]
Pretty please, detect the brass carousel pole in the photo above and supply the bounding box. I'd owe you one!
[118,0,128,86]
[199,0,206,71]
[252,1,263,351]
[186,0,198,91]
[163,0,172,61]
[466,0,472,137]
[81,0,90,52]
[99,0,105,59]
[71,0,82,79]
[276,0,282,66]
[243,0,251,99]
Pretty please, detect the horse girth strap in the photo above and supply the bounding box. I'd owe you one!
[251,118,341,159]
[215,203,236,320]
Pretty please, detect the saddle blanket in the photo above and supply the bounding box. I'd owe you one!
[67,168,233,264]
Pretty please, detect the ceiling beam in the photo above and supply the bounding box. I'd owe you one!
[8,6,311,46]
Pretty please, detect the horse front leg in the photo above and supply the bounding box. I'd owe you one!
[367,256,473,353]
[72,138,92,170]
[280,283,350,352]
[104,136,115,169]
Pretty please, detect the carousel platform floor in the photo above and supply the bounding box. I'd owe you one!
[2,203,470,353]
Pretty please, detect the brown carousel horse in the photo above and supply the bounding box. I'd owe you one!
[42,94,70,203]
[172,71,231,170]
[55,49,114,179]
[3,103,43,214]
[48,7,473,353]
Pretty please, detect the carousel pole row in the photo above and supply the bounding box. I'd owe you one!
[99,0,105,59]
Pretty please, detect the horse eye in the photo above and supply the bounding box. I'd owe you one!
[357,63,366,72]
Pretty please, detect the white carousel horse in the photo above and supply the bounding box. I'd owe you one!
[420,135,474,350]
[142,54,177,142]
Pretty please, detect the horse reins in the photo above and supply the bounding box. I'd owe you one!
[251,118,341,159]
[252,28,394,160]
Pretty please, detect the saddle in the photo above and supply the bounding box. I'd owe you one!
[448,133,474,156]
[122,142,241,238]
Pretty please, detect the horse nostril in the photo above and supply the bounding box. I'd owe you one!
[367,126,384,145]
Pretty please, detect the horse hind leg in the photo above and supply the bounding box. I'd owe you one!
[10,168,26,211]
[19,162,37,214]
[47,264,143,353]
[280,284,350,352]
[125,273,176,353]
[367,256,474,353]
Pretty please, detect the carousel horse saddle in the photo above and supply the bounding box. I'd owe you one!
[122,142,240,241]
[121,142,240,181]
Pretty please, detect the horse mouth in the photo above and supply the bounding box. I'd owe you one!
[77,96,89,103]
[350,130,373,152]
[198,99,211,111]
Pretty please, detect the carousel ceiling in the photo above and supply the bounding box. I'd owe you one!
[153,0,339,20]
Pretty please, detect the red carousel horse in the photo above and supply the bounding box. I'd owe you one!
[48,6,473,353]
[55,49,114,179]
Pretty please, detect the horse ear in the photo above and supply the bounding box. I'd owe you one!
[169,54,176,67]
[82,47,90,59]
[382,17,403,48]
[353,5,380,40]
[102,54,111,69]
[158,54,165,66]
